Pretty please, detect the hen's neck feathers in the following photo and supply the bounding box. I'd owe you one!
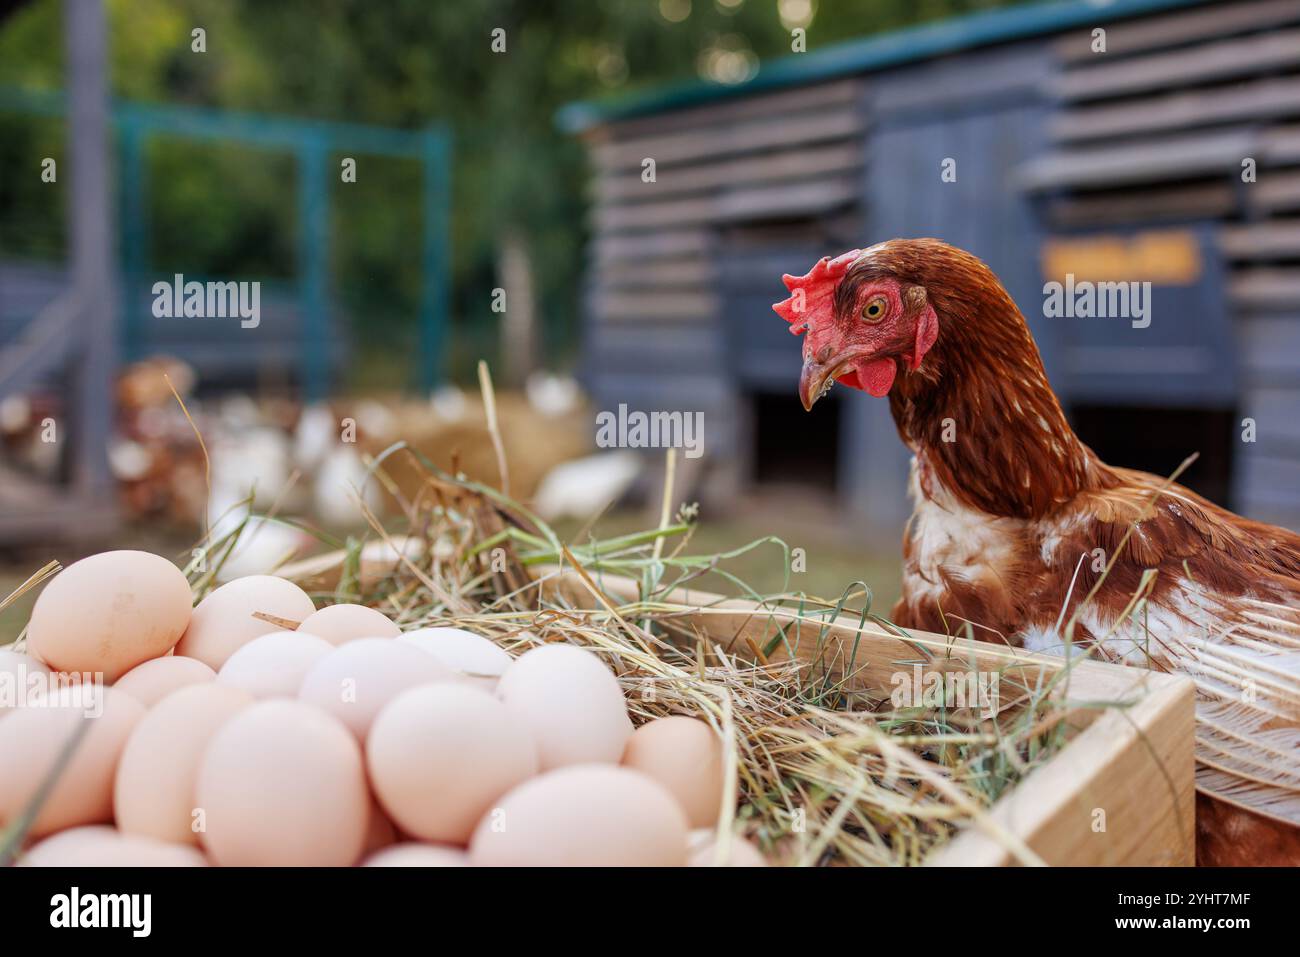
[863,242,1114,519]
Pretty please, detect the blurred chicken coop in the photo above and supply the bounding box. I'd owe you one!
[562,0,1300,542]
[0,0,451,544]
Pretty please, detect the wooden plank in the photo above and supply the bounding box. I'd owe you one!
[592,108,864,171]
[594,78,863,142]
[870,40,1049,115]
[1220,221,1300,259]
[1265,124,1300,164]
[1052,76,1300,144]
[598,257,713,289]
[1056,0,1300,64]
[1235,384,1300,444]
[595,141,863,203]
[1230,269,1300,309]
[589,288,717,321]
[585,322,722,375]
[545,572,1195,867]
[594,176,858,232]
[1019,129,1254,191]
[592,228,712,265]
[0,294,78,400]
[931,674,1194,866]
[1236,454,1300,519]
[1254,170,1300,214]
[1058,28,1300,102]
[1239,322,1300,386]
[1046,182,1235,228]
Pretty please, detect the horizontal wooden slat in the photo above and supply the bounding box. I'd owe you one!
[1058,28,1300,102]
[1045,182,1233,227]
[1254,170,1300,214]
[592,109,864,171]
[595,141,863,203]
[583,372,735,418]
[869,43,1048,115]
[597,258,713,290]
[1266,124,1300,164]
[1239,330,1300,386]
[1236,453,1300,520]
[589,288,717,321]
[1052,76,1300,144]
[586,321,722,367]
[1056,0,1300,65]
[1220,221,1300,260]
[592,229,712,265]
[594,176,858,232]
[1020,129,1254,191]
[591,78,864,142]
[1240,385,1300,439]
[1230,269,1300,308]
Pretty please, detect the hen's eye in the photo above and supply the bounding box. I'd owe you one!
[861,297,886,323]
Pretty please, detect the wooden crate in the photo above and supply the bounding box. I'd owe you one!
[547,571,1196,867]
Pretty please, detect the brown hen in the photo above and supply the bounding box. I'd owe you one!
[775,238,1300,865]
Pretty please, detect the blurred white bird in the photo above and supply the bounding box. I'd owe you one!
[313,444,381,528]
[525,372,582,417]
[533,451,640,521]
[430,385,468,422]
[293,403,337,472]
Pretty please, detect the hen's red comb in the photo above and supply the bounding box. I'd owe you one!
[771,249,862,335]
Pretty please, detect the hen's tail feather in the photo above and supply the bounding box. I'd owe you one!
[1108,592,1300,828]
[1196,768,1300,826]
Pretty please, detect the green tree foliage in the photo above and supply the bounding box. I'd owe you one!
[0,0,1017,384]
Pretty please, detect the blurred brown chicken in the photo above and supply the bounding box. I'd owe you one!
[775,238,1300,865]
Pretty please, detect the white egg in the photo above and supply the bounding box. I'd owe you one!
[217,632,333,699]
[399,627,512,690]
[495,644,632,769]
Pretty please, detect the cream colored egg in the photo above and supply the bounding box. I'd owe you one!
[114,683,253,845]
[469,765,688,867]
[113,655,215,707]
[0,685,144,838]
[216,631,332,699]
[400,627,512,689]
[20,825,208,867]
[27,551,192,682]
[0,649,50,712]
[196,699,369,866]
[362,843,469,867]
[175,575,316,669]
[622,716,726,827]
[367,684,537,845]
[298,603,400,645]
[495,644,631,769]
[363,796,398,855]
[298,638,454,739]
[687,828,769,867]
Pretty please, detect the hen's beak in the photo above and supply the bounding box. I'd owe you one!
[799,358,833,412]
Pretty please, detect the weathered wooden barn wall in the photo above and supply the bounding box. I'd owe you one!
[848,39,1054,537]
[578,78,867,495]
[570,0,1300,535]
[1024,0,1300,528]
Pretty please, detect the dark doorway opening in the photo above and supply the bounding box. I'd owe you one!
[750,390,841,493]
[1068,405,1236,508]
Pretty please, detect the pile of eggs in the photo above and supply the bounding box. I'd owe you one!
[0,550,767,867]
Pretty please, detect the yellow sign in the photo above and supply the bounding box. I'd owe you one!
[1040,230,1201,285]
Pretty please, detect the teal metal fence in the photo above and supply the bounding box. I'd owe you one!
[0,87,451,398]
